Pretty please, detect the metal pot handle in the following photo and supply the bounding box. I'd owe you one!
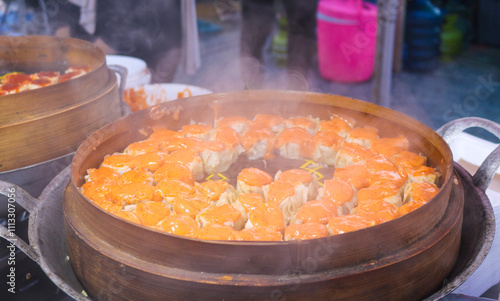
[437,117,500,191]
[0,182,39,262]
[107,64,132,116]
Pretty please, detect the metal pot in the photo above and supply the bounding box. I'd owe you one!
[0,92,498,300]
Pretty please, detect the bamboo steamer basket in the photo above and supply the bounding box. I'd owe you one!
[63,90,460,300]
[0,35,122,173]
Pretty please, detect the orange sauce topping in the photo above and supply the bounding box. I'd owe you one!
[275,127,315,158]
[131,152,165,172]
[407,182,439,203]
[94,200,122,213]
[161,137,203,153]
[294,200,337,224]
[322,179,354,206]
[195,224,236,240]
[117,169,153,185]
[2,73,31,85]
[148,128,184,141]
[248,203,285,233]
[369,169,408,189]
[153,163,195,186]
[126,140,162,156]
[30,78,52,87]
[313,131,343,148]
[357,182,400,206]
[392,151,427,169]
[277,169,313,185]
[35,71,59,78]
[172,195,210,219]
[232,226,282,241]
[347,126,379,140]
[286,117,315,131]
[101,154,134,170]
[123,87,148,112]
[236,193,265,213]
[285,223,329,240]
[215,126,241,149]
[109,183,155,205]
[135,202,171,227]
[267,181,296,207]
[86,167,120,184]
[355,200,398,224]
[59,71,81,82]
[114,211,143,225]
[81,182,113,203]
[201,140,226,152]
[317,118,352,133]
[155,179,197,199]
[197,204,241,226]
[406,165,437,177]
[181,124,212,137]
[365,155,398,173]
[240,124,275,159]
[165,149,200,166]
[328,214,376,235]
[371,137,410,156]
[196,181,230,202]
[156,214,198,237]
[334,165,371,190]
[337,143,375,163]
[237,168,273,187]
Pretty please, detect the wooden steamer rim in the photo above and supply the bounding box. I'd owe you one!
[64,90,459,300]
[0,36,121,172]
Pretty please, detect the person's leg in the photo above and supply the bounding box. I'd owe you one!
[283,0,318,77]
[240,0,275,88]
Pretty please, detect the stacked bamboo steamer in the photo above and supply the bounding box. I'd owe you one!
[0,36,122,195]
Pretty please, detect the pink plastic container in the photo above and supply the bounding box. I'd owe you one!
[317,0,377,82]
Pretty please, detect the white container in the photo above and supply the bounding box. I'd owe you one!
[106,55,152,89]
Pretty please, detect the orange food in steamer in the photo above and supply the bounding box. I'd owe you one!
[313,130,343,148]
[328,214,377,235]
[153,163,195,186]
[155,179,197,200]
[232,226,283,241]
[322,179,354,206]
[114,211,143,225]
[334,165,371,190]
[155,214,198,237]
[0,66,90,95]
[196,180,231,202]
[195,224,236,240]
[237,167,273,187]
[275,127,315,158]
[81,113,440,241]
[135,202,171,227]
[172,195,210,219]
[293,200,337,224]
[240,124,276,159]
[277,169,314,185]
[266,181,296,208]
[247,203,285,233]
[117,169,153,185]
[285,223,329,240]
